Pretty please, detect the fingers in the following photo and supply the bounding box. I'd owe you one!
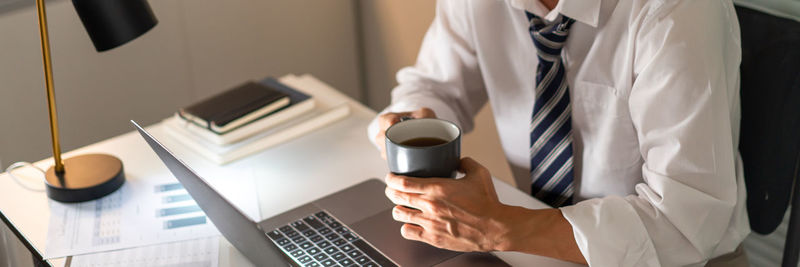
[385,173,452,196]
[411,107,437,119]
[376,112,406,159]
[396,212,447,248]
[385,187,435,211]
[400,223,426,243]
[376,112,409,158]
[400,223,449,250]
[392,205,435,228]
[385,173,427,194]
[385,186,414,208]
[375,108,437,159]
[378,112,410,132]
[377,107,437,132]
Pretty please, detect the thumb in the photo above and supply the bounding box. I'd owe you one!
[459,157,498,201]
[458,157,488,178]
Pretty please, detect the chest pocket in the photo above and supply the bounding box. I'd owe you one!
[570,81,642,170]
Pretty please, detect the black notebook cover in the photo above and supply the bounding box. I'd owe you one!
[261,78,311,107]
[180,81,289,129]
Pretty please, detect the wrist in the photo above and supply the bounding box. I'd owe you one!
[490,206,563,252]
[489,205,533,251]
[487,204,586,263]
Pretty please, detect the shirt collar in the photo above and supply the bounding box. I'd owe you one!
[508,0,601,27]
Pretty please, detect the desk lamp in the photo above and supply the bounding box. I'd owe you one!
[34,0,157,202]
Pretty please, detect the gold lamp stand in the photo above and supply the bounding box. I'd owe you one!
[35,0,124,203]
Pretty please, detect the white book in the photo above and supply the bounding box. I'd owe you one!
[161,74,352,164]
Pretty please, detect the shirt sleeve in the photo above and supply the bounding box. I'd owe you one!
[367,0,488,147]
[559,1,743,266]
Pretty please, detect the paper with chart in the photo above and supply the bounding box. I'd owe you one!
[44,171,259,259]
[69,237,219,267]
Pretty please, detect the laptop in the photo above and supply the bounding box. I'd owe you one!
[132,121,508,266]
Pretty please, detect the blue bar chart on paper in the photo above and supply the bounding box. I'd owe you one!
[153,182,211,230]
[164,216,207,229]
[163,194,193,203]
[155,182,184,192]
[45,176,221,259]
[157,205,202,217]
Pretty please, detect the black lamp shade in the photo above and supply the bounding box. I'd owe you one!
[72,0,158,52]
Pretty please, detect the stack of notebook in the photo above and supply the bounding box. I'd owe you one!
[177,80,298,136]
[162,74,351,164]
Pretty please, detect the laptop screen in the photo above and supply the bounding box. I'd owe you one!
[132,120,285,266]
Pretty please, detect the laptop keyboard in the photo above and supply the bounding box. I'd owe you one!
[266,211,397,267]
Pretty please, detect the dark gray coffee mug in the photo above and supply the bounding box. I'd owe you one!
[385,118,461,178]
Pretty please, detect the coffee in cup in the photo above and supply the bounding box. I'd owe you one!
[384,118,461,178]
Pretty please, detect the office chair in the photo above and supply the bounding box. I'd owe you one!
[736,5,800,267]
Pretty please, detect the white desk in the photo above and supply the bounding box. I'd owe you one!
[0,99,582,267]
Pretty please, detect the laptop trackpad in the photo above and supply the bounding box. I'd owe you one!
[351,209,461,266]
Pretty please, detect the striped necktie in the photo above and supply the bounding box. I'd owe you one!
[526,12,576,207]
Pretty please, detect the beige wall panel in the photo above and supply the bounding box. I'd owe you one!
[360,0,435,109]
[179,0,362,102]
[0,0,361,167]
[463,107,515,186]
[0,0,191,164]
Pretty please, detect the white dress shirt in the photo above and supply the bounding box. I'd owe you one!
[734,0,800,23]
[367,0,750,266]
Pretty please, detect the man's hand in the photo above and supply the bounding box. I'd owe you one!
[384,157,513,252]
[375,107,437,159]
[384,158,587,264]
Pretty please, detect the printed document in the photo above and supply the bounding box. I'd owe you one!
[69,237,219,267]
[45,168,259,259]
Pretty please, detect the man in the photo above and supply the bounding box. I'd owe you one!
[367,0,750,266]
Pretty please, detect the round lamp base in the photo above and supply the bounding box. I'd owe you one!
[45,154,125,203]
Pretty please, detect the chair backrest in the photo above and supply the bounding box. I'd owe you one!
[736,5,800,235]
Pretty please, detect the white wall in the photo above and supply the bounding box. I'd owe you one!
[0,0,362,167]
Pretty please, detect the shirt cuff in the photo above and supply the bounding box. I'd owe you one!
[559,196,661,266]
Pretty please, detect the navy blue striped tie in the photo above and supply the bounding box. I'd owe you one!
[526,12,576,207]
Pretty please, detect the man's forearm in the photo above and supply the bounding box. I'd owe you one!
[495,206,587,264]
